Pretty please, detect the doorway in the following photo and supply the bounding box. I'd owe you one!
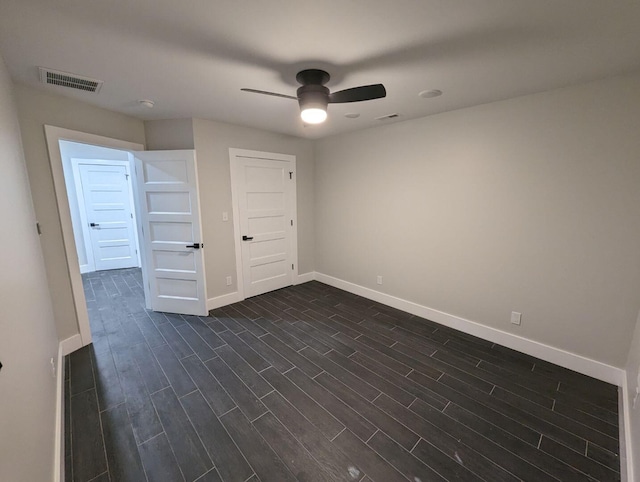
[229,148,298,299]
[46,127,209,349]
[61,142,141,274]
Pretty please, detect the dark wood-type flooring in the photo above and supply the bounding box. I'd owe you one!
[65,268,621,481]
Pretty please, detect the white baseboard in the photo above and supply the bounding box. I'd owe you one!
[79,264,90,274]
[54,341,65,482]
[207,291,242,311]
[620,376,635,481]
[296,272,315,284]
[60,334,83,356]
[314,271,624,386]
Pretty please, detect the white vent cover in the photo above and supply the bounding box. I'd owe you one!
[38,67,103,93]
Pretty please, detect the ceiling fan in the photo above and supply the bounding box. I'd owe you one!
[241,69,386,124]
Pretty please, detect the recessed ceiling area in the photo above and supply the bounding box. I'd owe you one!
[1,0,639,139]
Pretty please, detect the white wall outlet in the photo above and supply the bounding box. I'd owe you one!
[226,276,232,286]
[510,311,522,325]
[222,211,229,222]
[50,357,56,378]
[376,275,383,285]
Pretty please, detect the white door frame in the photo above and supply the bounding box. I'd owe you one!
[71,158,141,273]
[229,148,299,301]
[44,125,144,348]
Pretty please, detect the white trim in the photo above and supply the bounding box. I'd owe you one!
[79,264,91,274]
[229,148,298,301]
[44,126,144,347]
[314,271,624,386]
[54,342,65,482]
[295,272,315,284]
[207,291,242,311]
[620,375,635,481]
[60,334,83,356]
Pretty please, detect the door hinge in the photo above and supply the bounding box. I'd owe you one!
[125,173,129,180]
[289,171,293,180]
[36,222,42,235]
[130,213,133,219]
[290,219,293,226]
[292,263,294,270]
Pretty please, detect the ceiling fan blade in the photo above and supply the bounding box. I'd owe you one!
[328,84,386,103]
[241,88,297,100]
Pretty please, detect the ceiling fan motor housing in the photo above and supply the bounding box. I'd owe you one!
[297,84,329,111]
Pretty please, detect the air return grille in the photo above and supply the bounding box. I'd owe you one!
[39,67,103,93]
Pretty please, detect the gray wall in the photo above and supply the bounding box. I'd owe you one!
[314,73,640,367]
[0,56,60,482]
[146,118,315,300]
[14,84,146,340]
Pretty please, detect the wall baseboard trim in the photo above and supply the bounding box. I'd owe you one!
[296,272,315,284]
[620,377,635,482]
[54,342,65,482]
[314,271,624,386]
[60,334,83,356]
[207,291,241,311]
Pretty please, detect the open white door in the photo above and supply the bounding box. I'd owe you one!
[134,150,208,316]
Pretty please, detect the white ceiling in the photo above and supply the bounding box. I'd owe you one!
[1,0,639,139]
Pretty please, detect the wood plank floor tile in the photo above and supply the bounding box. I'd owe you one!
[67,269,621,481]
[181,391,254,482]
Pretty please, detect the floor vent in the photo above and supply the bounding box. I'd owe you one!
[38,67,103,93]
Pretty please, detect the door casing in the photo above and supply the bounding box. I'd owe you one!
[44,126,144,348]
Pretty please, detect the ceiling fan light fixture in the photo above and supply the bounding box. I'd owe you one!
[301,106,327,124]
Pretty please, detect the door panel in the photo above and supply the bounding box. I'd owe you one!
[233,154,296,298]
[134,150,207,316]
[77,163,138,271]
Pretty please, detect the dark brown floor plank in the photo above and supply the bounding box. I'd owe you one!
[101,403,146,482]
[151,387,213,481]
[262,391,365,482]
[138,433,184,482]
[253,411,334,482]
[261,367,345,439]
[181,391,254,482]
[68,271,620,482]
[70,389,108,481]
[220,407,297,482]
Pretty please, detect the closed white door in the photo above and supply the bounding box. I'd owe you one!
[134,150,208,316]
[230,149,297,299]
[77,162,139,271]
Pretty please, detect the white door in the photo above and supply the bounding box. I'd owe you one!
[134,150,208,316]
[76,161,139,271]
[230,149,297,299]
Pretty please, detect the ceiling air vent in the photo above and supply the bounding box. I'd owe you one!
[38,67,103,93]
[375,113,400,121]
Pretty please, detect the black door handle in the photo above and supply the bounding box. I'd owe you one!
[242,235,254,241]
[90,222,99,227]
[186,243,202,249]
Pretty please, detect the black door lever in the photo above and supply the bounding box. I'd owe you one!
[186,243,201,249]
[242,235,254,241]
[90,222,99,227]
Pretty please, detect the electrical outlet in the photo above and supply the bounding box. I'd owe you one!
[510,311,522,325]
[376,275,383,285]
[226,276,232,286]
[50,357,56,378]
